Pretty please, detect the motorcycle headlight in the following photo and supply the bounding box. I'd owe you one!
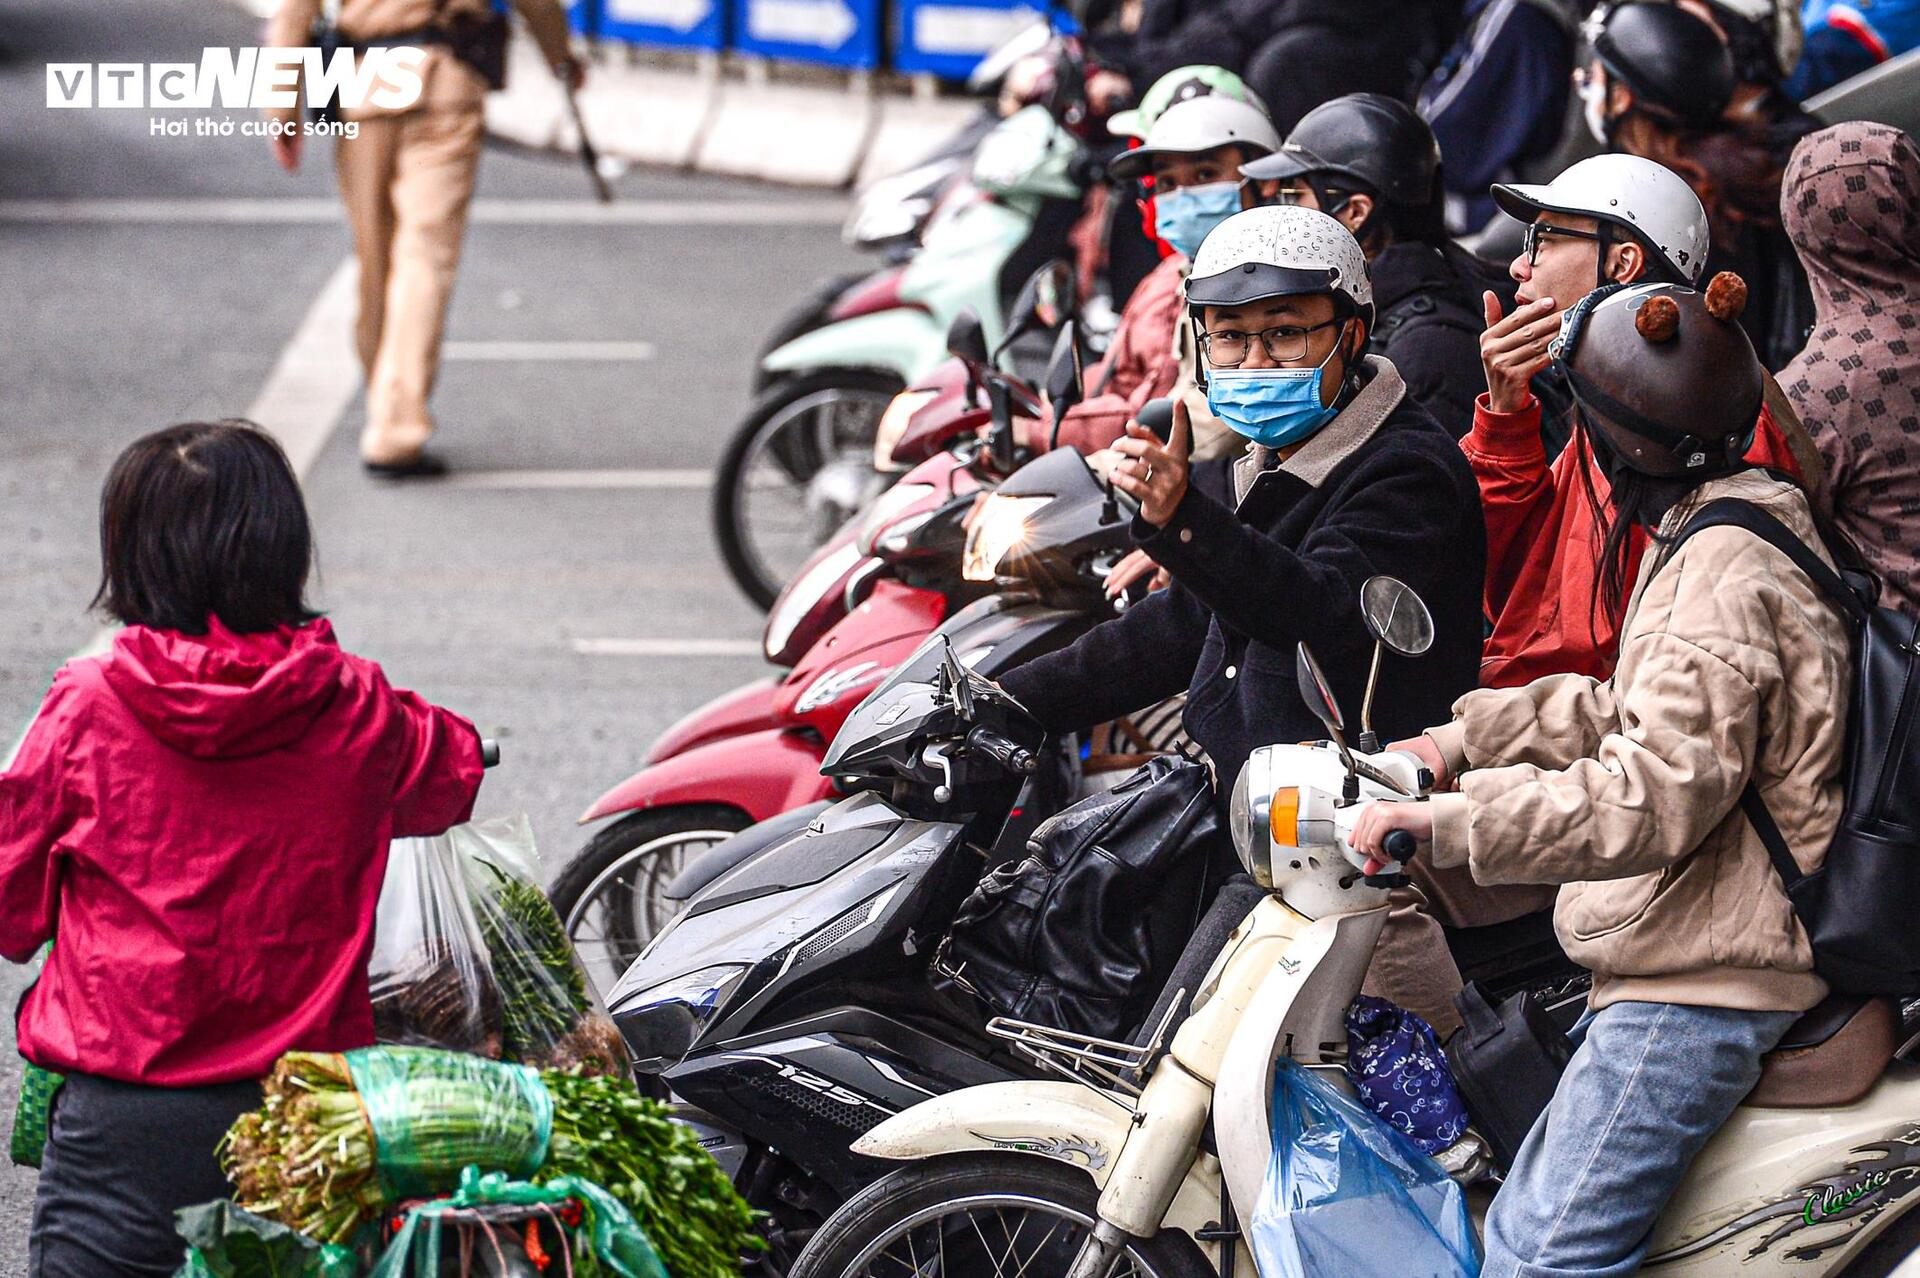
[1231,748,1279,889]
[611,963,750,1073]
[765,541,865,662]
[872,391,940,472]
[962,494,1052,582]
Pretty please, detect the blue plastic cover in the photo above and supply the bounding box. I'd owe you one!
[1250,1057,1480,1278]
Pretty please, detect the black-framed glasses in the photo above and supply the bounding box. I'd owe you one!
[1523,220,1607,266]
[1198,317,1344,367]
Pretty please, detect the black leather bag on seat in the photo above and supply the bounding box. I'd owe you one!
[932,757,1220,1041]
[1445,981,1572,1170]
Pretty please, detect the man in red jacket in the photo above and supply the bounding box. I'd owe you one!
[1466,154,1801,689]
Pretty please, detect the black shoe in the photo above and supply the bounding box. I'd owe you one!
[363,452,448,479]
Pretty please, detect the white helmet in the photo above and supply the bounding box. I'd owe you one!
[1186,205,1373,325]
[1109,96,1280,182]
[1493,154,1710,285]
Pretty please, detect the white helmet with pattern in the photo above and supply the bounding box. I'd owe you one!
[1493,154,1710,285]
[1185,205,1374,327]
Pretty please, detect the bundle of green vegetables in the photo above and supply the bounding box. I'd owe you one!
[221,1048,760,1278]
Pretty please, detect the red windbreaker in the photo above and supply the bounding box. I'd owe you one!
[1468,392,1800,688]
[0,617,482,1085]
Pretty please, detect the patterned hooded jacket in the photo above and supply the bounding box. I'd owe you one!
[1780,122,1920,616]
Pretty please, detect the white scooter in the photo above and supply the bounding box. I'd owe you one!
[789,578,1920,1278]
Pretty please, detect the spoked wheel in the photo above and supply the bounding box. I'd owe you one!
[548,806,750,996]
[714,369,902,610]
[791,1155,1213,1278]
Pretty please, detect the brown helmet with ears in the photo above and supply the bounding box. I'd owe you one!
[1551,271,1763,479]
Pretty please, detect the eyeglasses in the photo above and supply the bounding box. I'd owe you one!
[1523,220,1607,266]
[1198,317,1344,367]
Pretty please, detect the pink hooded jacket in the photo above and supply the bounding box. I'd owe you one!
[0,617,482,1085]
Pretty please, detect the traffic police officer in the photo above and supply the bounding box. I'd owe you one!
[266,0,582,476]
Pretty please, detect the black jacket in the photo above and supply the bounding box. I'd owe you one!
[1370,240,1495,439]
[1001,358,1485,794]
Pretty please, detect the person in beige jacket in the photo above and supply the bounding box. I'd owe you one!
[266,0,580,475]
[1351,277,1853,1278]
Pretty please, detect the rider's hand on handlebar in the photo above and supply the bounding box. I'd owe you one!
[1105,548,1169,599]
[1352,802,1434,876]
[1387,734,1453,791]
[1110,400,1192,527]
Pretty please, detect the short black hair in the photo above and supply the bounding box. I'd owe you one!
[93,420,321,635]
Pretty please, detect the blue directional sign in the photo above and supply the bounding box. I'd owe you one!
[599,0,727,51]
[893,0,1044,78]
[732,0,881,68]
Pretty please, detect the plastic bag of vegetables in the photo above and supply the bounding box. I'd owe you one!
[451,816,629,1076]
[370,832,503,1056]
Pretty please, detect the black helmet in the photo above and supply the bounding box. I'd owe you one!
[1238,93,1442,209]
[1553,273,1761,479]
[1587,3,1737,128]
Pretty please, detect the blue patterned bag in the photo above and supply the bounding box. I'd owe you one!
[1345,995,1470,1154]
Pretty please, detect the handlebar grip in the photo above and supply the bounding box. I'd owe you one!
[1383,829,1418,864]
[481,739,501,768]
[966,726,1037,775]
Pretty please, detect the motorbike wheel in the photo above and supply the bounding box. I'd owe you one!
[714,369,903,611]
[752,271,872,396]
[790,1154,1213,1278]
[549,806,750,995]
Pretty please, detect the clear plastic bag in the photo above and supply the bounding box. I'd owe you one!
[370,832,503,1056]
[371,817,628,1074]
[452,816,630,1076]
[1249,1057,1480,1278]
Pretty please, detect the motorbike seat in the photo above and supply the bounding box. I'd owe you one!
[1745,994,1900,1108]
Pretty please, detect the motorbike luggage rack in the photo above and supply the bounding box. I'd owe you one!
[985,995,1184,1100]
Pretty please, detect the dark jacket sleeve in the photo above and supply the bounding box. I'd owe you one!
[1384,315,1484,439]
[1420,0,1573,197]
[998,583,1209,734]
[1138,433,1476,668]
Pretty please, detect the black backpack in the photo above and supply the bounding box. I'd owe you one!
[1670,498,1920,994]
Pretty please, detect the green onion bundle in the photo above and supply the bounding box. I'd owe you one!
[222,1048,760,1272]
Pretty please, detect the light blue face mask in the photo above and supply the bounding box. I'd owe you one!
[1155,181,1244,259]
[1205,339,1345,449]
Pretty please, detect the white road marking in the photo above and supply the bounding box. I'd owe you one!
[247,256,361,478]
[431,468,710,490]
[0,198,846,226]
[442,340,656,361]
[572,637,762,657]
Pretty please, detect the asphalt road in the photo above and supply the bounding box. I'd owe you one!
[0,0,867,1264]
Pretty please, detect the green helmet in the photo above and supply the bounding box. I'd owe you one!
[1108,65,1257,141]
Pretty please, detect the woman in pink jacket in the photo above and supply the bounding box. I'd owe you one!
[2,420,485,1277]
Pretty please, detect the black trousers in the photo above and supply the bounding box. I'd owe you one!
[29,1072,262,1278]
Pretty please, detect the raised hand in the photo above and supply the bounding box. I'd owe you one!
[1480,292,1561,414]
[1110,399,1193,527]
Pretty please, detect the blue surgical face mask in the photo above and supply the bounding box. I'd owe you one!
[1155,181,1243,259]
[1204,338,1345,448]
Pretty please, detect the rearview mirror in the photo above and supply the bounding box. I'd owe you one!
[1136,398,1174,444]
[1294,643,1344,734]
[946,309,991,369]
[1044,321,1085,452]
[1360,577,1435,657]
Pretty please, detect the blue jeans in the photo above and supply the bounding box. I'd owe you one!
[1480,1000,1798,1278]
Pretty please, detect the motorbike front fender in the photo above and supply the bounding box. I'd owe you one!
[643,676,785,766]
[577,728,833,826]
[759,309,947,385]
[852,1082,1243,1264]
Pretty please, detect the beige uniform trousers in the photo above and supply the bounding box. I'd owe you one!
[336,95,484,464]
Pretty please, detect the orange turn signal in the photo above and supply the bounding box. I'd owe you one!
[1269,786,1300,847]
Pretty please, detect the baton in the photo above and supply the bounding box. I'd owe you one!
[564,81,615,204]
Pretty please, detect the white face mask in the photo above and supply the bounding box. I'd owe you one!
[1580,68,1614,147]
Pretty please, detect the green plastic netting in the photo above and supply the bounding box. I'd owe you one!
[342,1048,553,1199]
